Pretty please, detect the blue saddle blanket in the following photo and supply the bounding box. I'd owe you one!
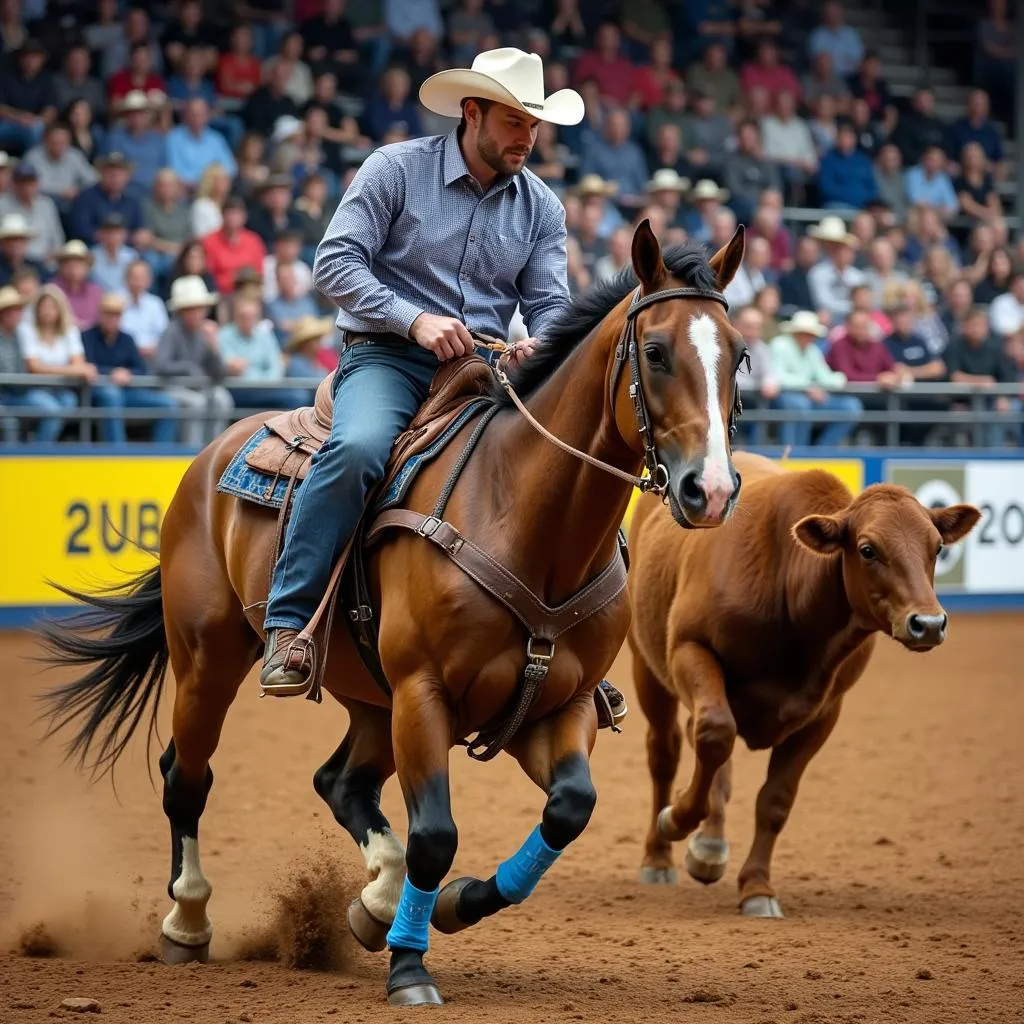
[216,398,494,514]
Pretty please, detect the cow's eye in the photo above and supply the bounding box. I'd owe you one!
[859,544,876,561]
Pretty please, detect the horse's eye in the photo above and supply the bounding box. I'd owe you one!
[644,344,669,372]
[859,544,877,561]
[937,542,945,559]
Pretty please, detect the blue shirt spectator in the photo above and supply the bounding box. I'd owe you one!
[384,0,444,43]
[362,67,422,143]
[808,3,865,78]
[81,322,148,375]
[817,124,877,209]
[91,242,140,293]
[580,109,649,203]
[69,157,144,245]
[945,90,1005,166]
[166,99,238,188]
[903,148,959,218]
[103,128,168,193]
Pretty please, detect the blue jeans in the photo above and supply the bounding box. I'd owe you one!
[0,119,44,153]
[91,383,179,443]
[16,386,79,442]
[264,338,440,631]
[774,391,863,447]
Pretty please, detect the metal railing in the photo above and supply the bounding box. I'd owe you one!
[0,373,1020,450]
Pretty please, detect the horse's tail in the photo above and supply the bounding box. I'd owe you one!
[36,564,170,780]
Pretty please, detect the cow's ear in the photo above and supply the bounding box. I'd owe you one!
[929,504,981,544]
[792,514,846,555]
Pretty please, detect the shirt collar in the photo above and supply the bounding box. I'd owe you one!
[442,129,518,196]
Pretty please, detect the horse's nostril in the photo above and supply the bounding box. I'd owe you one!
[679,470,705,509]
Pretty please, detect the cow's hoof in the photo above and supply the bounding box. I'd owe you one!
[741,895,784,918]
[639,865,678,885]
[685,834,729,885]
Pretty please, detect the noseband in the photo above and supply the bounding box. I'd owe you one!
[495,282,736,497]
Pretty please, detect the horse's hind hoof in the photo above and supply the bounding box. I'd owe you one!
[685,834,729,885]
[347,897,390,952]
[431,876,475,934]
[657,806,686,842]
[387,983,444,1007]
[639,865,678,885]
[741,895,784,919]
[160,934,210,965]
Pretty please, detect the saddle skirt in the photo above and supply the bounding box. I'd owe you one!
[221,354,497,508]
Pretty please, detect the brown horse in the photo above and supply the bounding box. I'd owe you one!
[39,223,747,1006]
[627,451,980,917]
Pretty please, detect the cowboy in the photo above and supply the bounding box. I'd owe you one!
[259,47,628,727]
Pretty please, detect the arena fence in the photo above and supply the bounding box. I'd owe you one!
[0,438,1020,627]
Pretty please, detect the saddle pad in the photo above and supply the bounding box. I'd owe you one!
[374,397,492,513]
[217,426,297,510]
[216,399,493,514]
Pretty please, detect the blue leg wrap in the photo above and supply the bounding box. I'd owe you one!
[385,876,438,952]
[495,824,563,905]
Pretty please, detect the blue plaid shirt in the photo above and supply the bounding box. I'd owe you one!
[313,130,571,342]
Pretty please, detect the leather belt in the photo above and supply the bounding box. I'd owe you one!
[342,331,410,349]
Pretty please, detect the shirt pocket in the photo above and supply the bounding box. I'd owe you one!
[477,229,533,287]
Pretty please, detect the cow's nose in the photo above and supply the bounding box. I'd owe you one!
[905,612,948,644]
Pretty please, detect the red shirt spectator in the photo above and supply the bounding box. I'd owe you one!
[633,37,681,110]
[202,198,267,295]
[572,23,638,107]
[216,25,263,100]
[826,314,896,382]
[740,41,801,105]
[108,43,166,104]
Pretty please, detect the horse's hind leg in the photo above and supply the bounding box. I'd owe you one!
[633,651,682,885]
[313,700,404,952]
[160,610,258,963]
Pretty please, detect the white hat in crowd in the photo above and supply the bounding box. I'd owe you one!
[419,47,584,126]
[688,179,729,202]
[808,215,858,247]
[167,275,219,312]
[0,213,35,240]
[646,168,691,194]
[780,311,828,338]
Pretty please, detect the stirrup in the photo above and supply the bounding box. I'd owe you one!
[259,630,316,698]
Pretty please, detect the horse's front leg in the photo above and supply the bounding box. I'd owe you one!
[431,691,597,933]
[384,674,457,1007]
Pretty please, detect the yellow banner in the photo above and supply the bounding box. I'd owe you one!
[623,456,865,527]
[0,456,193,605]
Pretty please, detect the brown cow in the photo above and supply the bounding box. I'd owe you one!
[626,451,980,917]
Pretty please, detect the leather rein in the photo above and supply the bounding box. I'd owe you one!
[486,284,731,499]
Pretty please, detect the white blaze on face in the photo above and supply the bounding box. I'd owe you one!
[688,313,734,520]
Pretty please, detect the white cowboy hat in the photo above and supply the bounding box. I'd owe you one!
[808,215,858,247]
[167,274,219,311]
[780,311,827,338]
[0,284,28,311]
[688,179,729,202]
[116,89,151,113]
[419,47,584,126]
[0,212,35,240]
[284,314,335,352]
[272,115,303,144]
[570,173,618,198]
[56,239,94,265]
[646,168,691,193]
[0,152,10,168]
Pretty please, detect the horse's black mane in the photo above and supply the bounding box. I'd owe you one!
[496,242,718,404]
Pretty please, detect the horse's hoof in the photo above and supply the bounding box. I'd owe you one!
[741,895,784,919]
[387,983,444,1007]
[431,876,475,934]
[347,897,390,952]
[657,806,686,842]
[685,834,729,885]
[639,865,678,885]
[160,933,210,965]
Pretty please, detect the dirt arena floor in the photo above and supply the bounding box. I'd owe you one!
[1,613,1022,1024]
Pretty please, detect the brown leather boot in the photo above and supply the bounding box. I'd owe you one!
[595,679,627,731]
[259,628,316,697]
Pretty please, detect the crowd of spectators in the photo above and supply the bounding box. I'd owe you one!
[0,0,1020,447]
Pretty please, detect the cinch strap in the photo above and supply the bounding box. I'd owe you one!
[495,824,562,904]
[385,877,439,952]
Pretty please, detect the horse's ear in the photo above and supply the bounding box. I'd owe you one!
[929,504,981,545]
[792,513,846,555]
[631,218,667,291]
[708,224,745,291]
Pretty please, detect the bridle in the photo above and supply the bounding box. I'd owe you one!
[493,282,741,499]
